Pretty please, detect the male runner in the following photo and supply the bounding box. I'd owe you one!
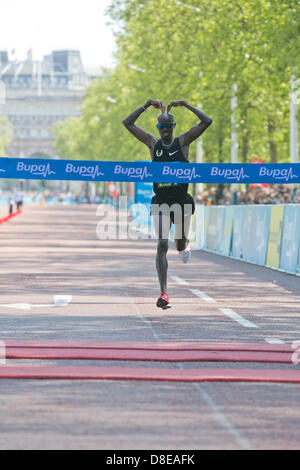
[122,99,212,309]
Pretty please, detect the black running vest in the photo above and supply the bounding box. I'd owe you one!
[152,137,189,202]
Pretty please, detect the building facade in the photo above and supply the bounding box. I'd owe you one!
[0,49,99,159]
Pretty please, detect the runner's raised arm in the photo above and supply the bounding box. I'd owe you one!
[167,100,212,147]
[122,100,165,148]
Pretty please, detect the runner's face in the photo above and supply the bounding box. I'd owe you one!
[157,114,176,143]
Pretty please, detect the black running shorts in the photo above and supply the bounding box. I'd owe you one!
[150,193,195,224]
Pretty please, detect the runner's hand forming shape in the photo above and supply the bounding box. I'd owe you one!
[146,99,166,113]
[167,100,185,112]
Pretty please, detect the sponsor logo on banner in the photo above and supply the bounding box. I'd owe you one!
[259,167,298,182]
[16,161,56,178]
[114,165,152,180]
[211,167,250,182]
[0,159,299,184]
[65,163,104,179]
[162,166,201,181]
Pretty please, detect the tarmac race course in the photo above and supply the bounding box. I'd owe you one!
[0,204,299,450]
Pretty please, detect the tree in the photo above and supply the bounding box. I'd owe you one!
[54,0,299,167]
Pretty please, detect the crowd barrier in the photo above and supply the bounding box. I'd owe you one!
[133,181,300,275]
[197,204,300,276]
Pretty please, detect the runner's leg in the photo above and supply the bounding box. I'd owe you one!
[153,213,171,294]
[174,203,192,252]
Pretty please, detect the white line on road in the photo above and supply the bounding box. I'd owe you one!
[189,288,217,303]
[171,275,216,302]
[119,275,254,450]
[170,275,189,286]
[2,295,72,310]
[265,338,286,344]
[219,308,258,328]
[178,363,254,450]
[123,292,162,343]
[194,381,255,449]
[171,275,259,330]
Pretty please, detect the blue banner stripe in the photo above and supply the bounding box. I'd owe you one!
[0,158,299,183]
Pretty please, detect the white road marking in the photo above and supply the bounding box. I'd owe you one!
[189,288,217,303]
[123,291,162,343]
[2,303,31,311]
[170,275,189,286]
[119,277,254,450]
[178,363,254,450]
[171,276,216,303]
[53,295,72,307]
[219,308,258,328]
[2,295,72,310]
[265,338,286,344]
[171,275,259,330]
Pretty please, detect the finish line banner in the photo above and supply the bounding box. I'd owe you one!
[0,158,299,184]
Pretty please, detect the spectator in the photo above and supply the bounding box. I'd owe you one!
[196,184,299,205]
[15,190,24,210]
[8,192,14,214]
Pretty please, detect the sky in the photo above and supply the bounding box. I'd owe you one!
[0,0,117,69]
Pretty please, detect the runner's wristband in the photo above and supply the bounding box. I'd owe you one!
[140,105,146,112]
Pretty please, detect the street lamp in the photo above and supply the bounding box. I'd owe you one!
[231,84,238,204]
[128,64,146,73]
[176,1,201,13]
[106,96,117,103]
[290,74,299,202]
[290,74,298,165]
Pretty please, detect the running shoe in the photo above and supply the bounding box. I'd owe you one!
[179,246,192,264]
[156,292,172,309]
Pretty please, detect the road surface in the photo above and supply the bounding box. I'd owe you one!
[0,204,299,450]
